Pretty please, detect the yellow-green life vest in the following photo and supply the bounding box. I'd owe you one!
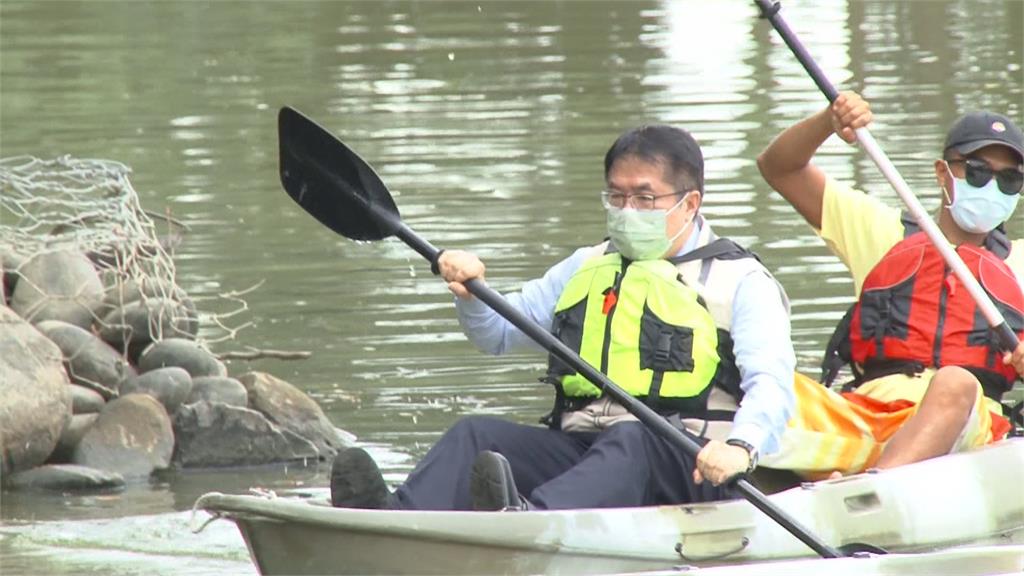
[546,253,720,413]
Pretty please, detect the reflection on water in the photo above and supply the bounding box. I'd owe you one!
[0,0,1021,573]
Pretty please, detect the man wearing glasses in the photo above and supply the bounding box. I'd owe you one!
[757,94,1024,478]
[330,125,796,511]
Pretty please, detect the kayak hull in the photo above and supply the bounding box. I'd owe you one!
[197,438,1024,575]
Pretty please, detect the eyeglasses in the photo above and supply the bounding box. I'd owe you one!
[600,190,682,211]
[948,158,1024,196]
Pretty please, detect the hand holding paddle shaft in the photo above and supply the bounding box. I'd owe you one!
[276,106,845,559]
[754,0,1019,352]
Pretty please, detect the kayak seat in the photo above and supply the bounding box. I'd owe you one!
[748,466,802,494]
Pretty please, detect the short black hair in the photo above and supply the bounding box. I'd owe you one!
[603,124,704,194]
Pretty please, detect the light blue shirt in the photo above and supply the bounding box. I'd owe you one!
[453,218,796,456]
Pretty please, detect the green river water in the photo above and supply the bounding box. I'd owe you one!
[1,1,1021,573]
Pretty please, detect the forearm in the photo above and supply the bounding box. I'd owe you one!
[454,293,542,355]
[757,107,834,181]
[728,274,797,455]
[731,369,795,456]
[453,247,589,355]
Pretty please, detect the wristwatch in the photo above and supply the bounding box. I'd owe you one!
[725,439,759,474]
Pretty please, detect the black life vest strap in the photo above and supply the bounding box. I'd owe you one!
[1007,400,1023,438]
[900,211,1011,259]
[668,238,762,402]
[538,376,570,430]
[821,218,1013,389]
[703,409,737,422]
[590,236,758,408]
[820,314,1017,398]
[668,237,763,265]
[605,236,762,265]
[821,303,858,387]
[860,358,927,382]
[645,331,675,410]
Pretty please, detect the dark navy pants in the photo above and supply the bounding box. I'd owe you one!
[389,415,733,510]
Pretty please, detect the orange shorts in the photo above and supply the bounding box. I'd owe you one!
[758,371,1009,479]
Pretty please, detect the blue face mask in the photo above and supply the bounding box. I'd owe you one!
[946,171,1020,234]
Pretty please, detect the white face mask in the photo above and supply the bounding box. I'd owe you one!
[606,196,689,260]
[945,166,1020,234]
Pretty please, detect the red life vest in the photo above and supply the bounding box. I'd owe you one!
[849,232,1024,393]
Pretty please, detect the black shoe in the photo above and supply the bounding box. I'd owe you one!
[330,447,390,509]
[470,450,527,511]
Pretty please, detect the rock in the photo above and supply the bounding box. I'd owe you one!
[0,306,72,477]
[239,371,347,458]
[137,338,226,378]
[172,401,319,468]
[97,277,154,319]
[68,384,106,414]
[9,249,104,329]
[49,413,99,463]
[71,394,174,478]
[122,367,193,414]
[97,298,195,362]
[83,244,119,269]
[97,278,199,337]
[36,320,133,399]
[186,376,247,408]
[6,464,125,492]
[1,249,24,305]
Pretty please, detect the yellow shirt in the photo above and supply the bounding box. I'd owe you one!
[766,181,1020,476]
[816,177,1024,297]
[814,177,1024,419]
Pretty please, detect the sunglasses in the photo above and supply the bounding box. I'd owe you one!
[948,158,1024,196]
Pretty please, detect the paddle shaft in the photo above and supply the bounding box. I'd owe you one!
[755,0,1018,352]
[390,218,843,559]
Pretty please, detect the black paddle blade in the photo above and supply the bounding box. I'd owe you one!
[278,106,400,241]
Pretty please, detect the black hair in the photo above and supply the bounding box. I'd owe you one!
[603,124,704,195]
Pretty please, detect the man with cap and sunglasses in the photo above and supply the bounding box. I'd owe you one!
[329,124,797,511]
[756,92,1024,477]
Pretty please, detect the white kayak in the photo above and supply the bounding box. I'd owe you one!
[195,437,1024,575]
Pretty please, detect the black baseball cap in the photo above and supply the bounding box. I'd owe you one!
[944,111,1024,164]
